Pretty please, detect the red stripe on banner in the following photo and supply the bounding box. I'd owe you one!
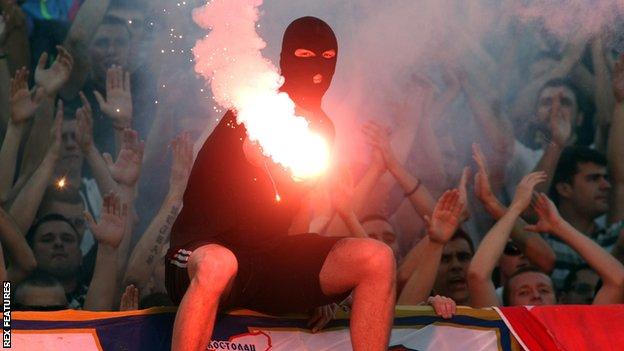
[497,306,562,351]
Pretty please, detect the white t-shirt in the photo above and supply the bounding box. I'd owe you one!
[503,140,544,202]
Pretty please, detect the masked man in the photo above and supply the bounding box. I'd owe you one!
[165,17,395,351]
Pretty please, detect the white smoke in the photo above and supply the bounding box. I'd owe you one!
[192,0,330,180]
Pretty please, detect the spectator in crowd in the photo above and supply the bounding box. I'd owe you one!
[25,213,88,308]
[470,189,624,307]
[472,142,556,296]
[545,146,623,289]
[559,265,599,305]
[14,272,68,311]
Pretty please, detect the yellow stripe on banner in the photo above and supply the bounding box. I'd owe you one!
[14,328,104,351]
[395,305,502,320]
[13,306,178,321]
[13,305,503,323]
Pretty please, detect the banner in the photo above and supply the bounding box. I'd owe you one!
[12,306,518,350]
[496,305,624,351]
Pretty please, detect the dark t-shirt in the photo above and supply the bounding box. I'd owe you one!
[169,110,334,252]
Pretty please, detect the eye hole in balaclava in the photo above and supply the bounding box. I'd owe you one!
[279,16,338,106]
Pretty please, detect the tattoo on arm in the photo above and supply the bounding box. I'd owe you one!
[145,205,179,266]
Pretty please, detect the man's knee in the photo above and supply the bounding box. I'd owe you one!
[188,245,238,290]
[340,238,396,279]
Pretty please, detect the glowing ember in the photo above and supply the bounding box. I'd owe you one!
[56,177,67,189]
[192,0,330,181]
[275,194,281,203]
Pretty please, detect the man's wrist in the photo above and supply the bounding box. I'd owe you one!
[426,233,446,247]
[507,202,526,217]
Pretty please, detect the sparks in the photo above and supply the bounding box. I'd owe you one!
[56,177,67,189]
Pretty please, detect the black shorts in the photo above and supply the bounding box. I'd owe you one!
[165,233,350,314]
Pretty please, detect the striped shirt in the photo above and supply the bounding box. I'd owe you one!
[545,220,624,291]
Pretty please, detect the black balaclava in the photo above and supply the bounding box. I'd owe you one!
[279,17,338,110]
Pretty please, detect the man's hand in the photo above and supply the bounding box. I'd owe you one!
[362,120,397,168]
[613,54,624,103]
[119,284,139,311]
[472,143,496,203]
[34,46,74,97]
[549,92,573,147]
[9,67,45,124]
[94,65,133,129]
[457,166,471,221]
[425,189,465,245]
[307,303,339,333]
[169,132,194,197]
[75,92,94,152]
[524,193,564,234]
[510,172,547,211]
[84,191,128,248]
[103,129,144,187]
[427,295,456,319]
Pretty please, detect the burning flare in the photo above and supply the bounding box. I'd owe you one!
[56,177,67,190]
[192,0,330,181]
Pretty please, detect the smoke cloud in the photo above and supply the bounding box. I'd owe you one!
[192,0,330,180]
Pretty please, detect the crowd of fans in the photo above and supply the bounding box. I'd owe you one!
[1,0,624,328]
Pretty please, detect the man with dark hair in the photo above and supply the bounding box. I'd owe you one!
[166,17,395,351]
[431,230,474,306]
[504,78,585,199]
[546,146,622,289]
[26,213,87,309]
[14,272,69,311]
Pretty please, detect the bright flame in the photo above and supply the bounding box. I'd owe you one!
[192,0,330,181]
[56,177,67,189]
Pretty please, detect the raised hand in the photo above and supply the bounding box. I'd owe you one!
[457,166,471,221]
[84,191,128,248]
[75,91,94,152]
[34,46,74,97]
[94,65,133,129]
[103,129,144,187]
[169,132,194,197]
[9,67,45,124]
[524,193,564,234]
[425,189,465,245]
[473,143,496,202]
[362,120,396,167]
[613,54,624,103]
[119,284,139,311]
[548,92,573,146]
[510,172,547,211]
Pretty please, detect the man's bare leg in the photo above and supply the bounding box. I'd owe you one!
[319,238,396,351]
[171,244,238,351]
